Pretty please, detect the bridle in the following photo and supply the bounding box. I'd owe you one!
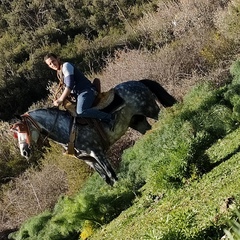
[10,113,42,147]
[10,109,60,149]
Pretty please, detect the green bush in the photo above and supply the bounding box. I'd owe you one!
[122,81,237,194]
[10,173,136,240]
[224,209,240,240]
[224,83,240,121]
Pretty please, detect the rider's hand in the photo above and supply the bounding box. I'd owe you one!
[53,99,63,106]
[54,87,70,107]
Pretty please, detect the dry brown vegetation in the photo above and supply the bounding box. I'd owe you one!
[95,0,235,99]
[0,164,68,229]
[0,0,239,234]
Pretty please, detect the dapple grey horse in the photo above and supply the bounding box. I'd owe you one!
[11,80,177,185]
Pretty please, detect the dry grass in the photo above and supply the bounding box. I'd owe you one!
[0,164,68,231]
[94,43,204,101]
[214,0,240,42]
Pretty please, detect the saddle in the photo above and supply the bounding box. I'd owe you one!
[63,78,118,155]
[63,78,115,118]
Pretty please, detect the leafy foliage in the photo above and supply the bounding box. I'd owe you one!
[10,176,136,239]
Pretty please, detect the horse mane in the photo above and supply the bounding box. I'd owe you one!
[46,107,70,114]
[28,107,71,116]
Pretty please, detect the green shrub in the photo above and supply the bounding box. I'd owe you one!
[10,173,136,240]
[224,209,240,240]
[9,211,52,240]
[230,60,240,82]
[224,83,240,121]
[122,81,237,194]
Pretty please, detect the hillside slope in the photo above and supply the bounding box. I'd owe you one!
[86,80,240,240]
[90,129,240,239]
[10,76,240,240]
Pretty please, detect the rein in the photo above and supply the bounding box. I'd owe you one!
[19,113,42,145]
[47,109,60,135]
[21,109,60,145]
[21,113,42,133]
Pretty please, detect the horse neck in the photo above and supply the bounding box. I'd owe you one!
[29,109,72,144]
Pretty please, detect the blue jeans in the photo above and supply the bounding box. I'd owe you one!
[76,88,112,121]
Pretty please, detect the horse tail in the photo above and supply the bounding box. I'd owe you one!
[139,79,177,107]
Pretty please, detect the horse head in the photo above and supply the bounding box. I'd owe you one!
[10,114,42,159]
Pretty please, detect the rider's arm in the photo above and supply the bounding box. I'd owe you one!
[58,87,71,103]
[54,63,75,106]
[62,62,75,90]
[54,87,71,106]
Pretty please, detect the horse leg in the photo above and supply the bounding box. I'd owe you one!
[80,150,117,186]
[82,156,113,185]
[90,150,118,184]
[130,115,152,134]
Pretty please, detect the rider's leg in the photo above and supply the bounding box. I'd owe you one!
[76,88,112,122]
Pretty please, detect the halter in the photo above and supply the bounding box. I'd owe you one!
[22,113,42,131]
